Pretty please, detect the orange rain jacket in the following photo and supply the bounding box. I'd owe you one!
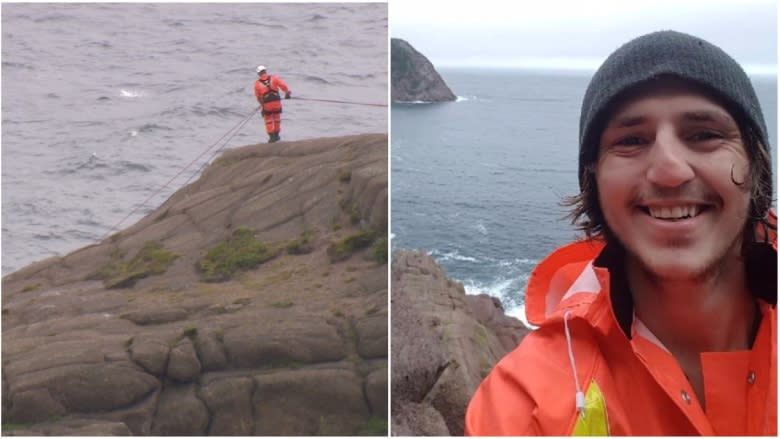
[466,233,777,436]
[254,73,290,114]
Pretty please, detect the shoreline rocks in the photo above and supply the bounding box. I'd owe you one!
[391,250,530,435]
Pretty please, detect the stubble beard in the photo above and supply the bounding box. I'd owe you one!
[617,218,747,288]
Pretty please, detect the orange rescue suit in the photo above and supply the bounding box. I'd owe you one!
[254,74,290,135]
[466,232,777,436]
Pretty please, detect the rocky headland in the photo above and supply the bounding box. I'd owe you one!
[391,251,529,435]
[391,38,456,103]
[2,134,388,436]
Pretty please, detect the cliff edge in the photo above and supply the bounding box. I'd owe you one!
[2,133,388,436]
[391,38,456,103]
[391,250,529,435]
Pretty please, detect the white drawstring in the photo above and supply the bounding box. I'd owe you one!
[564,310,586,418]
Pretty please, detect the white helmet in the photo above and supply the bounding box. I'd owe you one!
[256,65,267,74]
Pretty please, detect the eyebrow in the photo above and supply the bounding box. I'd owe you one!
[607,115,646,128]
[680,110,736,126]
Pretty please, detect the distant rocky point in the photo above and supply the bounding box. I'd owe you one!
[391,38,456,103]
[391,250,529,435]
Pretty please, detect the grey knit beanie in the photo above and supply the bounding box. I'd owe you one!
[578,30,770,189]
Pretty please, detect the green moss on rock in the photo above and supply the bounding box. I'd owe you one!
[338,169,352,182]
[372,238,388,265]
[198,228,275,282]
[21,283,41,293]
[2,423,33,433]
[327,229,377,262]
[356,416,388,436]
[90,241,178,288]
[286,229,315,255]
[270,300,295,308]
[217,157,241,166]
[350,205,362,225]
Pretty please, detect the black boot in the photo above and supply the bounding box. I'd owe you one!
[272,132,281,142]
[268,133,277,143]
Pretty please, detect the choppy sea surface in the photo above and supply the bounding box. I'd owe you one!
[391,67,777,325]
[2,3,388,275]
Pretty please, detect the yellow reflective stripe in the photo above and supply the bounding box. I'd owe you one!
[572,380,609,436]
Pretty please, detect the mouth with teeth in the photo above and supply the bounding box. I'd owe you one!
[640,204,710,221]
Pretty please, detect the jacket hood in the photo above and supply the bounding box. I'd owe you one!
[525,239,606,327]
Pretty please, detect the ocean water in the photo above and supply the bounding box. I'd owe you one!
[391,67,777,325]
[2,3,388,275]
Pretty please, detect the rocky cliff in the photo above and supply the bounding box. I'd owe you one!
[391,38,456,103]
[391,251,529,436]
[2,134,388,436]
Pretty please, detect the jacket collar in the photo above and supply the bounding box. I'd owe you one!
[525,239,605,326]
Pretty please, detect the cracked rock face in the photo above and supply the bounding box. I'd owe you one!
[391,250,530,435]
[391,38,457,103]
[2,134,388,436]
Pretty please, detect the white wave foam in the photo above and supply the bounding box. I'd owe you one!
[430,249,478,263]
[463,277,536,330]
[120,89,142,98]
[475,223,487,235]
[463,278,513,297]
[506,304,537,330]
[498,258,538,267]
[456,95,469,102]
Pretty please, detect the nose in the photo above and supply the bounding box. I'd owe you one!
[645,127,695,187]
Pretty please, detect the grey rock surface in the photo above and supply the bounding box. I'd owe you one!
[2,134,388,436]
[391,250,530,435]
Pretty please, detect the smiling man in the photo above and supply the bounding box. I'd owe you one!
[465,30,777,436]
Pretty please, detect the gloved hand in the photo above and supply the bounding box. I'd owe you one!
[285,91,291,99]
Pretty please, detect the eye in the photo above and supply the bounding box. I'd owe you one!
[689,131,724,142]
[613,135,646,147]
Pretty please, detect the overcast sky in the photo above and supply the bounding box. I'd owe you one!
[391,0,777,74]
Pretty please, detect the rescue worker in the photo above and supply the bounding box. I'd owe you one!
[254,65,291,143]
[466,30,776,436]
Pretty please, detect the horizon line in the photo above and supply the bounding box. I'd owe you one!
[432,58,777,77]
